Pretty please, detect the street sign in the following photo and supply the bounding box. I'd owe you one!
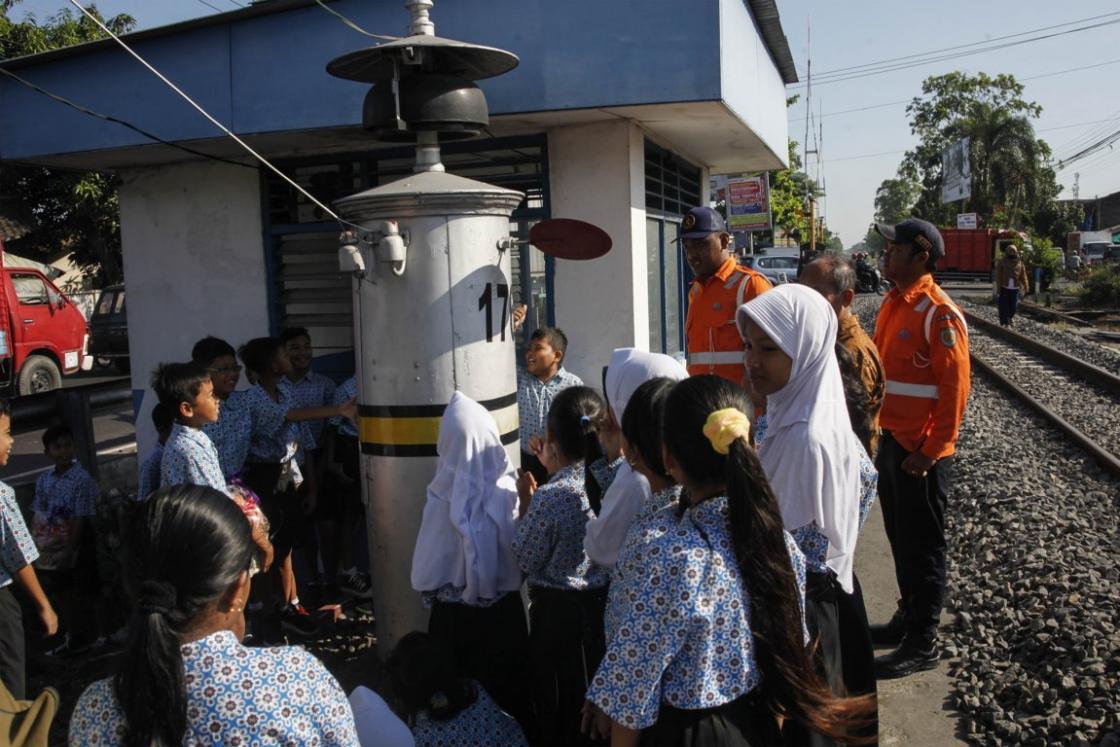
[941,137,972,204]
[957,212,978,230]
[726,175,772,231]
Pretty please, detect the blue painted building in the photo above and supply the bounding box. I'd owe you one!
[0,0,796,450]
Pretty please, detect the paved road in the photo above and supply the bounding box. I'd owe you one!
[5,371,136,486]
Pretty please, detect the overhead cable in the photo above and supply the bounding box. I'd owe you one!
[65,0,367,234]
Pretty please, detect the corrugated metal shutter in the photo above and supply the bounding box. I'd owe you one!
[274,232,354,358]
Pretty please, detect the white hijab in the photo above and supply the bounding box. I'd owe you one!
[410,392,521,604]
[584,349,689,568]
[736,284,861,593]
[604,348,689,423]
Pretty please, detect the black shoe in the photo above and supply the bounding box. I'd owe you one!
[279,603,320,638]
[874,638,939,680]
[870,605,906,646]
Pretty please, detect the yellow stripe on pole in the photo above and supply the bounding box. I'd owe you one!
[359,403,520,447]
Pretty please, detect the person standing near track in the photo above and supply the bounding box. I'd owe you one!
[870,219,970,680]
[995,246,1030,327]
[682,206,772,382]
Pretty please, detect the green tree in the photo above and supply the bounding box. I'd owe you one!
[0,1,134,284]
[899,72,1054,227]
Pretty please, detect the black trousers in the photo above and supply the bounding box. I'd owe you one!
[429,593,534,738]
[997,288,1020,326]
[241,462,302,558]
[0,585,25,699]
[876,430,953,644]
[642,691,780,747]
[528,585,607,746]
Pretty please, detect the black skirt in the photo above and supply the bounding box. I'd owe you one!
[527,585,608,746]
[641,690,781,747]
[783,571,878,747]
[428,592,534,737]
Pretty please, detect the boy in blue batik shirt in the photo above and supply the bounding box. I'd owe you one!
[153,362,226,495]
[516,327,582,483]
[0,399,59,697]
[30,425,99,572]
[137,403,173,500]
[30,424,100,655]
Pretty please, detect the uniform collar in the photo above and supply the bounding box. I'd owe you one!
[695,256,738,285]
[896,273,936,305]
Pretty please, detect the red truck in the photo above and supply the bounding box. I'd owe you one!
[0,246,92,396]
[936,228,1024,282]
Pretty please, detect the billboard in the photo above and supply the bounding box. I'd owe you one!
[726,175,772,231]
[941,137,972,204]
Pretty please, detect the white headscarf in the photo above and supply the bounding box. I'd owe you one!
[410,392,522,604]
[604,348,689,423]
[584,349,689,568]
[736,284,861,593]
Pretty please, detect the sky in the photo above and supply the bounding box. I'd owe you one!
[12,0,1120,248]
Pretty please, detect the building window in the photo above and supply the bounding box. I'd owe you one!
[262,136,551,373]
[644,140,699,355]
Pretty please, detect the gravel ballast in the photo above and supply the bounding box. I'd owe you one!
[854,295,1120,746]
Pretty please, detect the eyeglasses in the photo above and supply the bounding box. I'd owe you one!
[209,365,243,375]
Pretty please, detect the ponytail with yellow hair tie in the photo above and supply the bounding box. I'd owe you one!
[703,408,750,455]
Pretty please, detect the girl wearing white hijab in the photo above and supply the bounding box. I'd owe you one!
[583,348,689,568]
[737,284,877,745]
[410,391,532,734]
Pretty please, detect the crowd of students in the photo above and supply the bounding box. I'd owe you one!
[0,235,959,744]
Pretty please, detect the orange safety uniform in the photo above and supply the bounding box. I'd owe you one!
[685,256,772,382]
[873,274,970,459]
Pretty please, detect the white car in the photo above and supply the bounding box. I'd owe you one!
[742,254,799,284]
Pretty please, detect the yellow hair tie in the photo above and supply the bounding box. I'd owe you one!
[703,408,750,455]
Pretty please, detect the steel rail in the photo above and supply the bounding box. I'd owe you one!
[969,352,1120,478]
[963,310,1120,394]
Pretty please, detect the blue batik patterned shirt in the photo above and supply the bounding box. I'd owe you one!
[286,371,337,451]
[246,383,303,465]
[330,377,359,439]
[588,456,624,494]
[512,462,609,592]
[756,415,878,575]
[516,367,582,445]
[33,461,98,525]
[161,424,229,496]
[1,480,39,588]
[137,444,163,500]
[588,495,807,731]
[69,630,359,746]
[411,682,527,747]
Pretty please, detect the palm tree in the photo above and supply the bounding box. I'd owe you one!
[956,105,1042,226]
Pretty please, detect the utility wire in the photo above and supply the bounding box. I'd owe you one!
[312,0,398,41]
[790,58,1120,125]
[811,11,1120,79]
[194,0,226,13]
[65,0,368,235]
[791,17,1120,88]
[0,66,256,169]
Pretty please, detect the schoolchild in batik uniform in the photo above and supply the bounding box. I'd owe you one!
[0,399,58,699]
[587,376,873,746]
[738,284,879,743]
[512,386,609,746]
[137,403,173,500]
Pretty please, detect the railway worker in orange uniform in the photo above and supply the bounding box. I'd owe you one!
[681,206,772,382]
[870,218,970,680]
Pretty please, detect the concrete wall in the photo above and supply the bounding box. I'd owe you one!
[548,120,648,384]
[119,160,270,454]
[718,0,791,167]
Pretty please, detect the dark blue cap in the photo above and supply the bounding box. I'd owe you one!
[875,218,945,261]
[679,206,727,240]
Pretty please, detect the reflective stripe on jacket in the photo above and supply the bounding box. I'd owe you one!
[685,257,772,382]
[873,274,970,459]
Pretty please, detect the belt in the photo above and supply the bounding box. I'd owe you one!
[885,380,939,399]
[689,351,744,365]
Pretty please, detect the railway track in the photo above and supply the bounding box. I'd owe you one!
[963,310,1120,478]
